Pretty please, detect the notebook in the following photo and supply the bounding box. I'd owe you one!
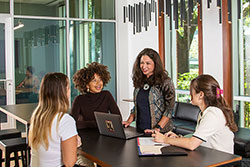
[137,137,188,157]
[94,112,144,139]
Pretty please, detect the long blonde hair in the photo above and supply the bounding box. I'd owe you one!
[29,72,69,150]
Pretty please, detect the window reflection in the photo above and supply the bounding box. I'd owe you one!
[14,0,66,17]
[69,0,115,19]
[0,23,6,80]
[0,1,10,13]
[69,21,116,101]
[14,19,66,104]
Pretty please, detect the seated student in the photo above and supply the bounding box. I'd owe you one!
[152,74,238,154]
[71,62,121,129]
[29,73,78,167]
[17,66,40,90]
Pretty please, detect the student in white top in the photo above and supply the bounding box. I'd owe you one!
[29,73,78,167]
[152,74,238,154]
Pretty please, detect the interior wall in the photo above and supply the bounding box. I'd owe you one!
[202,0,223,87]
[116,0,158,120]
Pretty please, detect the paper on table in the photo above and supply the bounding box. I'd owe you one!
[138,137,170,146]
[139,145,163,154]
[137,137,170,155]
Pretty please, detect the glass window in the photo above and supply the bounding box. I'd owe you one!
[0,23,6,106]
[176,3,199,91]
[69,0,115,19]
[243,3,250,97]
[14,18,66,104]
[235,0,250,128]
[0,23,5,80]
[69,21,116,101]
[14,0,66,17]
[0,1,10,13]
[176,93,191,103]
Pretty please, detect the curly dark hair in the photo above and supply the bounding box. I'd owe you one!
[190,74,238,132]
[73,62,111,94]
[132,48,169,88]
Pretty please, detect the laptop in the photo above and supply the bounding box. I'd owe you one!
[94,112,144,139]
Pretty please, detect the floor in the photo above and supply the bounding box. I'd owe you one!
[242,158,250,167]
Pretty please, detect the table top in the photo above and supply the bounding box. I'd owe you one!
[0,103,37,125]
[0,88,37,96]
[78,129,242,167]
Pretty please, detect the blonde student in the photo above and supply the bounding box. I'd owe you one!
[153,74,238,154]
[29,73,78,167]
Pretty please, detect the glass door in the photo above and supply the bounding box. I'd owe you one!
[0,15,16,129]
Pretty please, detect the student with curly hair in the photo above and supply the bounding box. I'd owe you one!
[71,62,121,129]
[122,48,175,133]
[153,74,238,154]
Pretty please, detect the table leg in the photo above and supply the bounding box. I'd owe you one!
[25,124,30,166]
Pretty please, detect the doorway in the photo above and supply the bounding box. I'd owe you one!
[0,15,16,129]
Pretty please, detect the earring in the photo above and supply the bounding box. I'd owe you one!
[87,88,89,92]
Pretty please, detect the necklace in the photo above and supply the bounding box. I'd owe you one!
[143,83,150,90]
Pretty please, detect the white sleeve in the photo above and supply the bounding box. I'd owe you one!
[59,114,78,141]
[193,109,221,142]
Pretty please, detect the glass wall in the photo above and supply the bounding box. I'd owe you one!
[234,0,250,128]
[176,4,199,93]
[69,21,116,101]
[69,0,115,19]
[242,1,250,128]
[166,2,199,102]
[0,0,10,13]
[0,23,6,105]
[14,19,67,104]
[14,0,66,17]
[0,0,117,105]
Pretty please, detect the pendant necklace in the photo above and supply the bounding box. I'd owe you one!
[143,83,150,90]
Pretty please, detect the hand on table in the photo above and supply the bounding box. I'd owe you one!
[122,121,131,128]
[164,131,178,138]
[152,131,167,143]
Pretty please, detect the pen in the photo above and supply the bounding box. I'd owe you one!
[154,144,162,146]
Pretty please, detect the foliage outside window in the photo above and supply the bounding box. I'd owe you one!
[242,0,250,128]
[176,2,199,102]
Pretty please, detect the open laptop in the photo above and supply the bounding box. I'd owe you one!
[94,112,144,139]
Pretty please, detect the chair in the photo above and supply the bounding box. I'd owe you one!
[0,137,28,167]
[0,129,21,140]
[0,129,25,167]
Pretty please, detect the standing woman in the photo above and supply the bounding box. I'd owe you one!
[71,62,121,129]
[123,48,175,133]
[153,74,238,154]
[29,73,78,167]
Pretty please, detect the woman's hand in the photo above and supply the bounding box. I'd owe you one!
[122,121,131,128]
[144,129,155,134]
[152,131,167,143]
[164,131,178,138]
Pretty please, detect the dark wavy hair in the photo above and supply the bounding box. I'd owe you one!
[190,74,238,132]
[132,48,169,88]
[27,66,34,74]
[73,62,111,94]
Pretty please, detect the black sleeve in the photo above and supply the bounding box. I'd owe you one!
[70,96,81,121]
[106,91,121,116]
